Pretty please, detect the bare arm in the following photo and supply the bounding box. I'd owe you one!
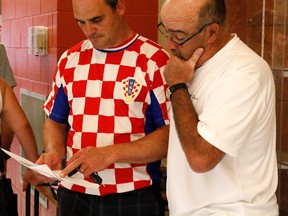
[164,49,224,173]
[1,121,14,151]
[42,118,67,169]
[60,124,169,178]
[0,79,38,162]
[170,88,224,172]
[111,125,169,163]
[22,118,67,190]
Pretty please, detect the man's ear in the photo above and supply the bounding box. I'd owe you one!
[116,0,126,16]
[207,23,220,44]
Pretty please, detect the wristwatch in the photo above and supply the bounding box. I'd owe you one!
[167,83,190,100]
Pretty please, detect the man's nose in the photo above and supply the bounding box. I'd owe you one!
[84,23,97,36]
[165,39,179,52]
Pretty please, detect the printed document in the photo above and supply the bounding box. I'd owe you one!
[1,148,99,188]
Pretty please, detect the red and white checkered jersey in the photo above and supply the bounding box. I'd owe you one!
[43,33,170,196]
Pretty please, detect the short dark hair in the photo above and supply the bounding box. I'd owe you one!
[105,0,118,10]
[198,0,226,26]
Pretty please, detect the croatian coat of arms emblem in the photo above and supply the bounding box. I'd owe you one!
[121,77,142,104]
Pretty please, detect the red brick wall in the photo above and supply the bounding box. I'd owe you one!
[1,0,158,215]
[126,1,158,43]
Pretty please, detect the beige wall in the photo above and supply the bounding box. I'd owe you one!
[158,0,166,47]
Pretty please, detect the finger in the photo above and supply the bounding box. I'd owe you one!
[169,54,182,65]
[67,149,82,164]
[79,167,85,173]
[60,161,81,178]
[188,47,204,68]
[35,153,45,165]
[22,170,45,190]
[193,47,204,60]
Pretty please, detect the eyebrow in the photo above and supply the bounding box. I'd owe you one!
[161,23,188,36]
[170,29,188,35]
[75,15,104,23]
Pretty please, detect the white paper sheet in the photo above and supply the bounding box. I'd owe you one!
[1,148,99,189]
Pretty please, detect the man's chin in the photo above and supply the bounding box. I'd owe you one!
[89,37,105,49]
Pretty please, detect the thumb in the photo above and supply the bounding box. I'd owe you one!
[187,47,204,68]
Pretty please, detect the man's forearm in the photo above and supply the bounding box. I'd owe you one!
[171,88,224,173]
[110,125,169,164]
[42,118,68,167]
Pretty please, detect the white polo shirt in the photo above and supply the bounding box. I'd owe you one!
[167,35,278,216]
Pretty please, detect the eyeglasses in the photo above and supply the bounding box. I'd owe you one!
[157,22,218,46]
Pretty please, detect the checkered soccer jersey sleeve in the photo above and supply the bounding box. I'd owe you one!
[43,34,170,196]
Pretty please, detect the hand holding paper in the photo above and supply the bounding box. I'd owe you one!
[1,148,99,189]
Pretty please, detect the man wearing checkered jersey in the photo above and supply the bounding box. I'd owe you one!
[23,0,170,215]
